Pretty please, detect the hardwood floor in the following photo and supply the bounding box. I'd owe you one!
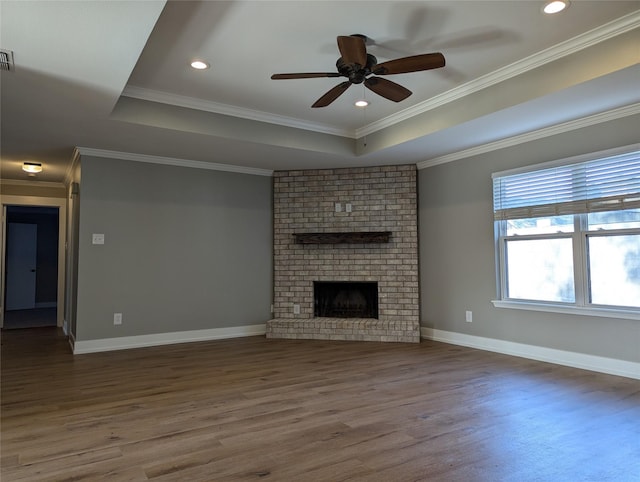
[1,328,639,481]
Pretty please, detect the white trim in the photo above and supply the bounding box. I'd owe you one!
[122,86,354,138]
[421,327,640,380]
[491,300,640,321]
[74,147,273,177]
[72,324,267,354]
[121,12,639,141]
[1,195,67,328]
[65,148,81,186]
[417,104,640,169]
[362,11,640,137]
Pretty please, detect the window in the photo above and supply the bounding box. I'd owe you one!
[492,146,640,318]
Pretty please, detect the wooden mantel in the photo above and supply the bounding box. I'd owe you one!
[293,231,392,244]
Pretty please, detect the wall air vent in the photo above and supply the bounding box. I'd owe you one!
[0,49,15,71]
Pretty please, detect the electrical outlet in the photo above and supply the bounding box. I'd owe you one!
[293,304,300,315]
[465,310,473,323]
[346,203,352,213]
[335,203,342,212]
[113,312,122,325]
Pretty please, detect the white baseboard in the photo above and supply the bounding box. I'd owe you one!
[73,324,267,354]
[421,327,640,380]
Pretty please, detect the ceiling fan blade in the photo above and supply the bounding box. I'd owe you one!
[271,72,342,79]
[337,35,367,67]
[372,53,445,75]
[364,77,412,102]
[312,82,352,108]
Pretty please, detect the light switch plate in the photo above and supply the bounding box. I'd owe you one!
[92,233,105,245]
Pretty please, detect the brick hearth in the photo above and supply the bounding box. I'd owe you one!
[267,164,419,343]
[266,318,419,343]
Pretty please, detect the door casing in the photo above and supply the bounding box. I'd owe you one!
[1,195,66,328]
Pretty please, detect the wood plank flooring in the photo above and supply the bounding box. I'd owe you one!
[1,328,639,481]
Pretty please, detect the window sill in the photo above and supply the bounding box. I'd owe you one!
[491,300,640,321]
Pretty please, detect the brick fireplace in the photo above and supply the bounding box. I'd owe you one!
[266,164,420,343]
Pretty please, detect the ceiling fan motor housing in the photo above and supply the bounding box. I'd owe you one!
[336,54,378,84]
[271,34,445,107]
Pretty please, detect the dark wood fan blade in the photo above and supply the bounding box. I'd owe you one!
[271,73,342,79]
[312,82,352,108]
[337,36,367,67]
[364,77,412,102]
[372,53,445,75]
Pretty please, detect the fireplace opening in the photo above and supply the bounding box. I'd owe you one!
[314,281,378,319]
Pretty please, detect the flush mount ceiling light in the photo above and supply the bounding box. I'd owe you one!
[190,60,209,70]
[22,162,42,174]
[543,1,569,14]
[355,99,369,107]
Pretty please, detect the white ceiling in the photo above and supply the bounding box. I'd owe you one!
[1,1,639,183]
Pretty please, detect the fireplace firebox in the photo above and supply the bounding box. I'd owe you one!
[314,281,378,319]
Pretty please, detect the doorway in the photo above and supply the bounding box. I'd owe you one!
[1,196,66,330]
[3,206,59,329]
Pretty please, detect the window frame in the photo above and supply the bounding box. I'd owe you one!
[492,145,640,321]
[498,228,578,304]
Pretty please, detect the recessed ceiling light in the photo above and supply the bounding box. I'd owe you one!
[190,60,209,70]
[543,1,569,14]
[22,162,42,174]
[355,99,369,107]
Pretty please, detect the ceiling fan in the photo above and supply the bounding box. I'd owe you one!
[271,34,445,108]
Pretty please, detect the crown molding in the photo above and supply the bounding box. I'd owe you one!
[120,11,638,142]
[64,148,82,186]
[416,103,640,170]
[74,147,273,177]
[358,10,640,137]
[121,86,354,138]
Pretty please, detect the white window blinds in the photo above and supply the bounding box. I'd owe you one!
[493,149,640,221]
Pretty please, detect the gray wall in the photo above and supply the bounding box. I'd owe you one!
[419,114,640,363]
[75,156,272,341]
[1,182,67,198]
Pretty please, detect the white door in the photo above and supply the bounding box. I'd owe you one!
[6,223,37,311]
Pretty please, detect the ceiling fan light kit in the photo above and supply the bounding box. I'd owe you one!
[271,34,445,107]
